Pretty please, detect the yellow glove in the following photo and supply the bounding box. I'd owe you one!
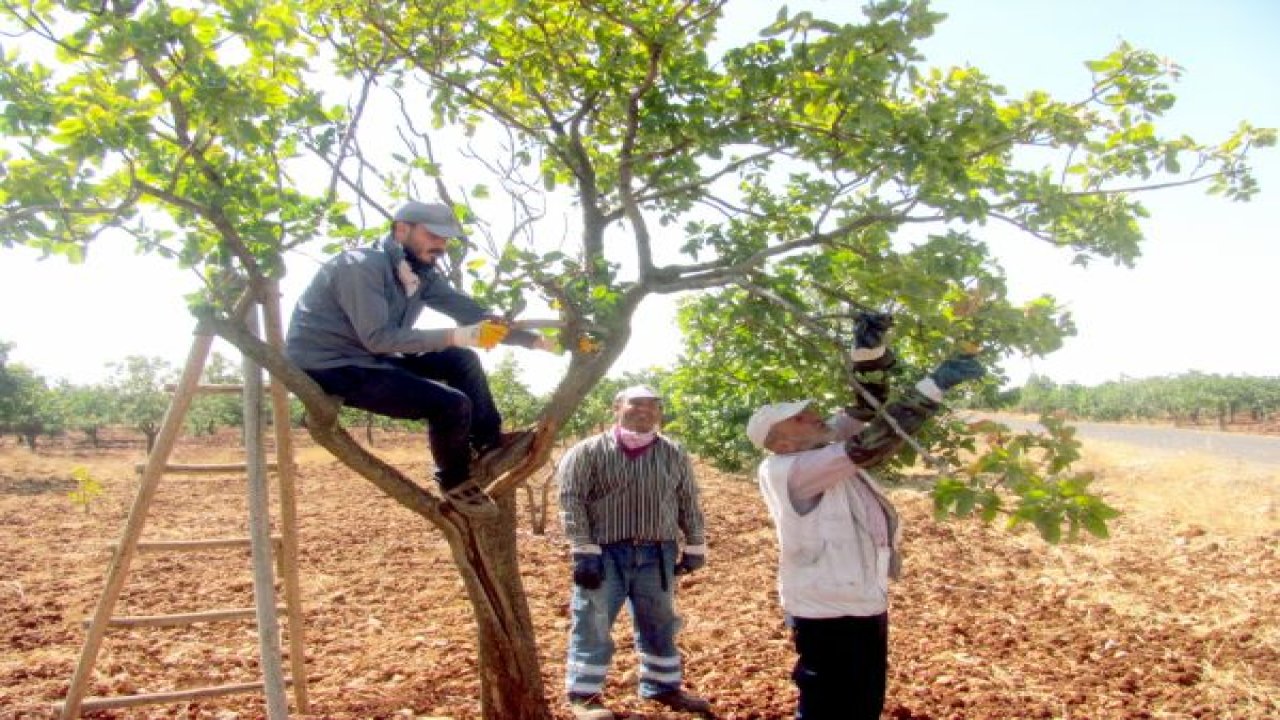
[576,334,602,354]
[451,320,509,350]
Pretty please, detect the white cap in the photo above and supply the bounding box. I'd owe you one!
[392,201,465,238]
[614,385,660,403]
[746,400,814,449]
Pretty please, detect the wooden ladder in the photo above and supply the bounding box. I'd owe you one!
[58,284,309,719]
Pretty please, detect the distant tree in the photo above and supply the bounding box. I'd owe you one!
[59,381,115,448]
[486,353,552,530]
[488,352,543,430]
[106,356,174,452]
[0,360,63,450]
[0,340,14,444]
[185,351,245,437]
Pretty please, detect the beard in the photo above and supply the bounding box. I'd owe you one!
[406,246,443,269]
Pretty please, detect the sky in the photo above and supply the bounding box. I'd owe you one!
[1,0,1277,392]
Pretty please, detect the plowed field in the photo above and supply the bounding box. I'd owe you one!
[2,429,1277,719]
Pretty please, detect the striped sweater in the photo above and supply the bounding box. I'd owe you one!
[557,430,707,554]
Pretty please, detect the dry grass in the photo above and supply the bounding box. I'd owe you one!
[1080,439,1280,538]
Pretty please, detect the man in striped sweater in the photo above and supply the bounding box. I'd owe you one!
[558,385,712,720]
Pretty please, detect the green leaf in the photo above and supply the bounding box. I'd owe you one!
[170,8,198,26]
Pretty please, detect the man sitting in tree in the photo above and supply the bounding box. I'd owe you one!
[286,200,553,518]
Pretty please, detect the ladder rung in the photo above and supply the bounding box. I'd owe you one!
[59,679,291,712]
[135,462,279,475]
[109,536,283,553]
[87,607,287,629]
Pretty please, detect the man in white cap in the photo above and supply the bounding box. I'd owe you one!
[746,313,984,720]
[286,200,553,518]
[557,385,711,719]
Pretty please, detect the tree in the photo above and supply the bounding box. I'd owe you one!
[0,354,63,450]
[488,352,543,430]
[58,381,115,447]
[1,1,1271,717]
[487,353,553,531]
[106,356,174,452]
[185,351,245,436]
[0,340,17,443]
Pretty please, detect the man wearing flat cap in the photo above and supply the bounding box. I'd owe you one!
[286,200,552,518]
[747,313,984,720]
[557,385,712,719]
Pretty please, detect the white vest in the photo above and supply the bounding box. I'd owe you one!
[757,453,901,618]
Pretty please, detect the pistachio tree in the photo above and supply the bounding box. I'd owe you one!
[0,352,63,449]
[105,355,173,451]
[1,1,1271,717]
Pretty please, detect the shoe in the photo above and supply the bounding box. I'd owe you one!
[440,477,499,519]
[473,429,534,478]
[649,689,713,716]
[568,693,614,720]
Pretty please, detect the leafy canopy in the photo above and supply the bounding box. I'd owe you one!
[1,1,1273,544]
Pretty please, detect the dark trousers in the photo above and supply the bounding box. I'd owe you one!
[790,613,889,720]
[305,348,501,487]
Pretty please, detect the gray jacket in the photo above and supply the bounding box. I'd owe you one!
[285,236,530,370]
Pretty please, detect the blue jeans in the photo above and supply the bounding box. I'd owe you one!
[305,348,501,487]
[565,541,683,699]
[789,613,889,720]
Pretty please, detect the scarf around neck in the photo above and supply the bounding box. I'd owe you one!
[395,258,420,296]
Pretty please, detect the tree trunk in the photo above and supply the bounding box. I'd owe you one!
[441,496,554,719]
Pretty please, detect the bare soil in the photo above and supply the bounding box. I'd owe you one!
[1,428,1277,719]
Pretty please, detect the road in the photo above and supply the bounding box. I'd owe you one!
[971,414,1280,467]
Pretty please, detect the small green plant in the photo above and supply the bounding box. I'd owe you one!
[68,466,104,515]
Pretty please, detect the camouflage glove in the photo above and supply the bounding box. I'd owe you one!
[854,311,894,349]
[929,355,985,390]
[851,311,896,371]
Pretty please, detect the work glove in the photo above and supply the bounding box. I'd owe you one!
[851,311,896,371]
[572,552,604,590]
[674,552,705,576]
[929,354,985,391]
[853,311,894,349]
[450,319,510,349]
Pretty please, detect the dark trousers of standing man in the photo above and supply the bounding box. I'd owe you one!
[304,347,502,488]
[789,613,889,720]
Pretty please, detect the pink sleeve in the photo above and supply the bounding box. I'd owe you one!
[787,443,857,505]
